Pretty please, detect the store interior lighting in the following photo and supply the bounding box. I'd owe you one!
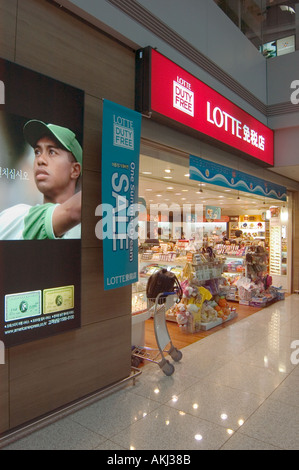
[139,153,286,214]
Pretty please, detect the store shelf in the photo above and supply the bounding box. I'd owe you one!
[200,309,237,330]
[269,225,282,275]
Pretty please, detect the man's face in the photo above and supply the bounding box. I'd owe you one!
[33,136,80,203]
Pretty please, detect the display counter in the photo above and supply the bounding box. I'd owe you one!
[132,240,284,338]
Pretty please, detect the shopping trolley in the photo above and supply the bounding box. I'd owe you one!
[131,292,183,376]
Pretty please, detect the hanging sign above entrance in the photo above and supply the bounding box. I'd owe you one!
[136,47,274,167]
[189,155,287,201]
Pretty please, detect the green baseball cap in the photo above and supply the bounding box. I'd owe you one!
[23,120,83,166]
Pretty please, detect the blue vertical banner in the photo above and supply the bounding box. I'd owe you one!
[101,100,142,290]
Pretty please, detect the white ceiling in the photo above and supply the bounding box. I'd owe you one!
[139,154,287,214]
[269,165,299,183]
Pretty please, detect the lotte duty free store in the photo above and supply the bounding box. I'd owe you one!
[131,47,291,337]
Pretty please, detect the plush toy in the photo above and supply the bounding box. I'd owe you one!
[186,303,201,323]
[186,303,199,315]
[218,297,228,308]
[201,303,218,323]
[176,313,189,326]
[175,303,192,326]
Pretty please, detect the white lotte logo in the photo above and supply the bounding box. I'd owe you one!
[113,114,134,151]
[173,77,194,117]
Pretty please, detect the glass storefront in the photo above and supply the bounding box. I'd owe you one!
[132,146,291,333]
[214,0,298,57]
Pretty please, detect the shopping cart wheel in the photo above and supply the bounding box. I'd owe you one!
[170,348,183,362]
[131,356,141,367]
[161,361,175,376]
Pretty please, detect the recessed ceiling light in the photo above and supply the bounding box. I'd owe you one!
[157,194,162,197]
[165,169,172,173]
[224,189,231,192]
[184,173,190,177]
[145,188,152,191]
[163,176,173,179]
[142,171,152,175]
[182,189,188,192]
[167,187,174,190]
[218,196,224,198]
[175,193,181,196]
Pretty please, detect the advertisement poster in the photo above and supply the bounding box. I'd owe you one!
[100,100,141,290]
[0,58,84,347]
[205,206,221,221]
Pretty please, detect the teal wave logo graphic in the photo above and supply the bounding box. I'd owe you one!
[190,166,287,201]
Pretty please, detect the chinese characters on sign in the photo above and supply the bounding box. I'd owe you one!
[136,48,274,166]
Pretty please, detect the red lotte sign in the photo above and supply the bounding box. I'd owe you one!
[136,48,274,166]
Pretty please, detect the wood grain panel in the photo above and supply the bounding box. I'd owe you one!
[82,94,103,172]
[81,169,102,248]
[0,355,9,433]
[0,0,19,433]
[0,0,18,61]
[15,0,135,108]
[0,0,136,433]
[81,247,132,325]
[9,315,131,428]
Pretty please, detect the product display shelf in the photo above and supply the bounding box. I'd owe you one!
[182,255,238,332]
[135,255,187,322]
[245,249,269,280]
[269,225,282,275]
[200,309,238,331]
[134,251,239,331]
[222,256,245,276]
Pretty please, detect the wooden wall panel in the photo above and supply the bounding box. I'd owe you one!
[81,169,102,248]
[15,0,135,110]
[81,247,132,325]
[9,315,131,428]
[0,0,18,435]
[0,356,9,433]
[82,94,103,173]
[0,0,136,433]
[0,0,18,61]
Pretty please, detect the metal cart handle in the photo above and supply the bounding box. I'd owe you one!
[156,292,176,297]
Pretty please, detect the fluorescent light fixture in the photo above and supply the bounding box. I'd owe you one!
[280,5,295,14]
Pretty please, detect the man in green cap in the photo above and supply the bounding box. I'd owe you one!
[0,120,82,239]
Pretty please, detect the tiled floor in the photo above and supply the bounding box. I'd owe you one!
[2,294,299,450]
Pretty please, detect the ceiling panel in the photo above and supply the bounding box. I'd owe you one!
[139,154,287,214]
